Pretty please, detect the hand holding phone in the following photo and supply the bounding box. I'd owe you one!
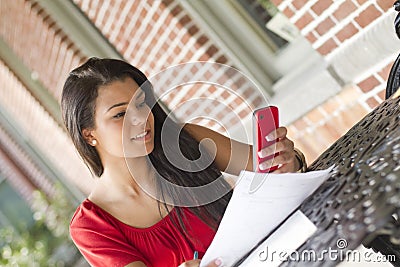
[252,106,279,173]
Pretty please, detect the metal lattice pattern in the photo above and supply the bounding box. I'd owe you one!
[281,95,400,266]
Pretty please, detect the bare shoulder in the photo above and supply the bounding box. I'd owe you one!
[89,187,172,229]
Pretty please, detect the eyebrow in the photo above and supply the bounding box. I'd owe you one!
[106,102,129,112]
[106,91,145,112]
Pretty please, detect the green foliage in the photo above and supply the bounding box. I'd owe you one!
[0,183,80,267]
[1,225,52,266]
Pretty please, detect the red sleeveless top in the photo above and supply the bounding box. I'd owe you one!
[70,199,216,267]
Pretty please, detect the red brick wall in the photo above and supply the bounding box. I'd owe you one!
[0,0,85,101]
[270,0,396,163]
[272,0,392,56]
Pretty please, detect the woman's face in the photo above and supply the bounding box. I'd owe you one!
[89,77,155,159]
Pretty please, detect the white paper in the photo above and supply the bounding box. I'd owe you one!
[239,210,317,266]
[200,167,333,267]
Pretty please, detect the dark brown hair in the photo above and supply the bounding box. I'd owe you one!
[61,57,232,230]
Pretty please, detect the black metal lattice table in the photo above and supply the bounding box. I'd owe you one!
[281,93,400,267]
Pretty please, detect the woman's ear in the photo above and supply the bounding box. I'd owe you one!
[82,129,97,146]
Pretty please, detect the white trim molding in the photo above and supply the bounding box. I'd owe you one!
[328,10,400,84]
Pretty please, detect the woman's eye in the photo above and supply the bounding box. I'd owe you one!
[113,111,126,119]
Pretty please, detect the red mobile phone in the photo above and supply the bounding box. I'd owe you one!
[252,106,279,173]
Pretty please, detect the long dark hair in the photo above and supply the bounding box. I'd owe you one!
[61,57,232,230]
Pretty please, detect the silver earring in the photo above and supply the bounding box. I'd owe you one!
[91,140,97,146]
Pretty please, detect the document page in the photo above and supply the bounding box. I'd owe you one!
[239,210,317,266]
[200,167,333,267]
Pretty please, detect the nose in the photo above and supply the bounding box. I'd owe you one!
[130,117,144,126]
[128,108,148,126]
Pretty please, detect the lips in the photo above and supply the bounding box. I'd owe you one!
[131,129,151,141]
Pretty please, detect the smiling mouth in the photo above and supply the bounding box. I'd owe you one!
[131,129,151,141]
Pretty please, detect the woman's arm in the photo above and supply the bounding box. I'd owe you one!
[184,123,252,176]
[125,262,147,267]
[184,123,301,176]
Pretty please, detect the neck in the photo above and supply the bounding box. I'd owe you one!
[101,156,156,197]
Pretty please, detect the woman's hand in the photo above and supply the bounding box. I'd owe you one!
[178,258,223,267]
[257,126,300,173]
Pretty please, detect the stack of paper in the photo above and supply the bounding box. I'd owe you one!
[200,167,333,267]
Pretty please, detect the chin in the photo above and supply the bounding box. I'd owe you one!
[123,143,154,158]
[145,143,155,155]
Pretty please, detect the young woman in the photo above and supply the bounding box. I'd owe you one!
[61,58,305,267]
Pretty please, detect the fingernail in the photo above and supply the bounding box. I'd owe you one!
[214,258,223,266]
[257,150,266,158]
[266,134,274,141]
[259,163,266,170]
